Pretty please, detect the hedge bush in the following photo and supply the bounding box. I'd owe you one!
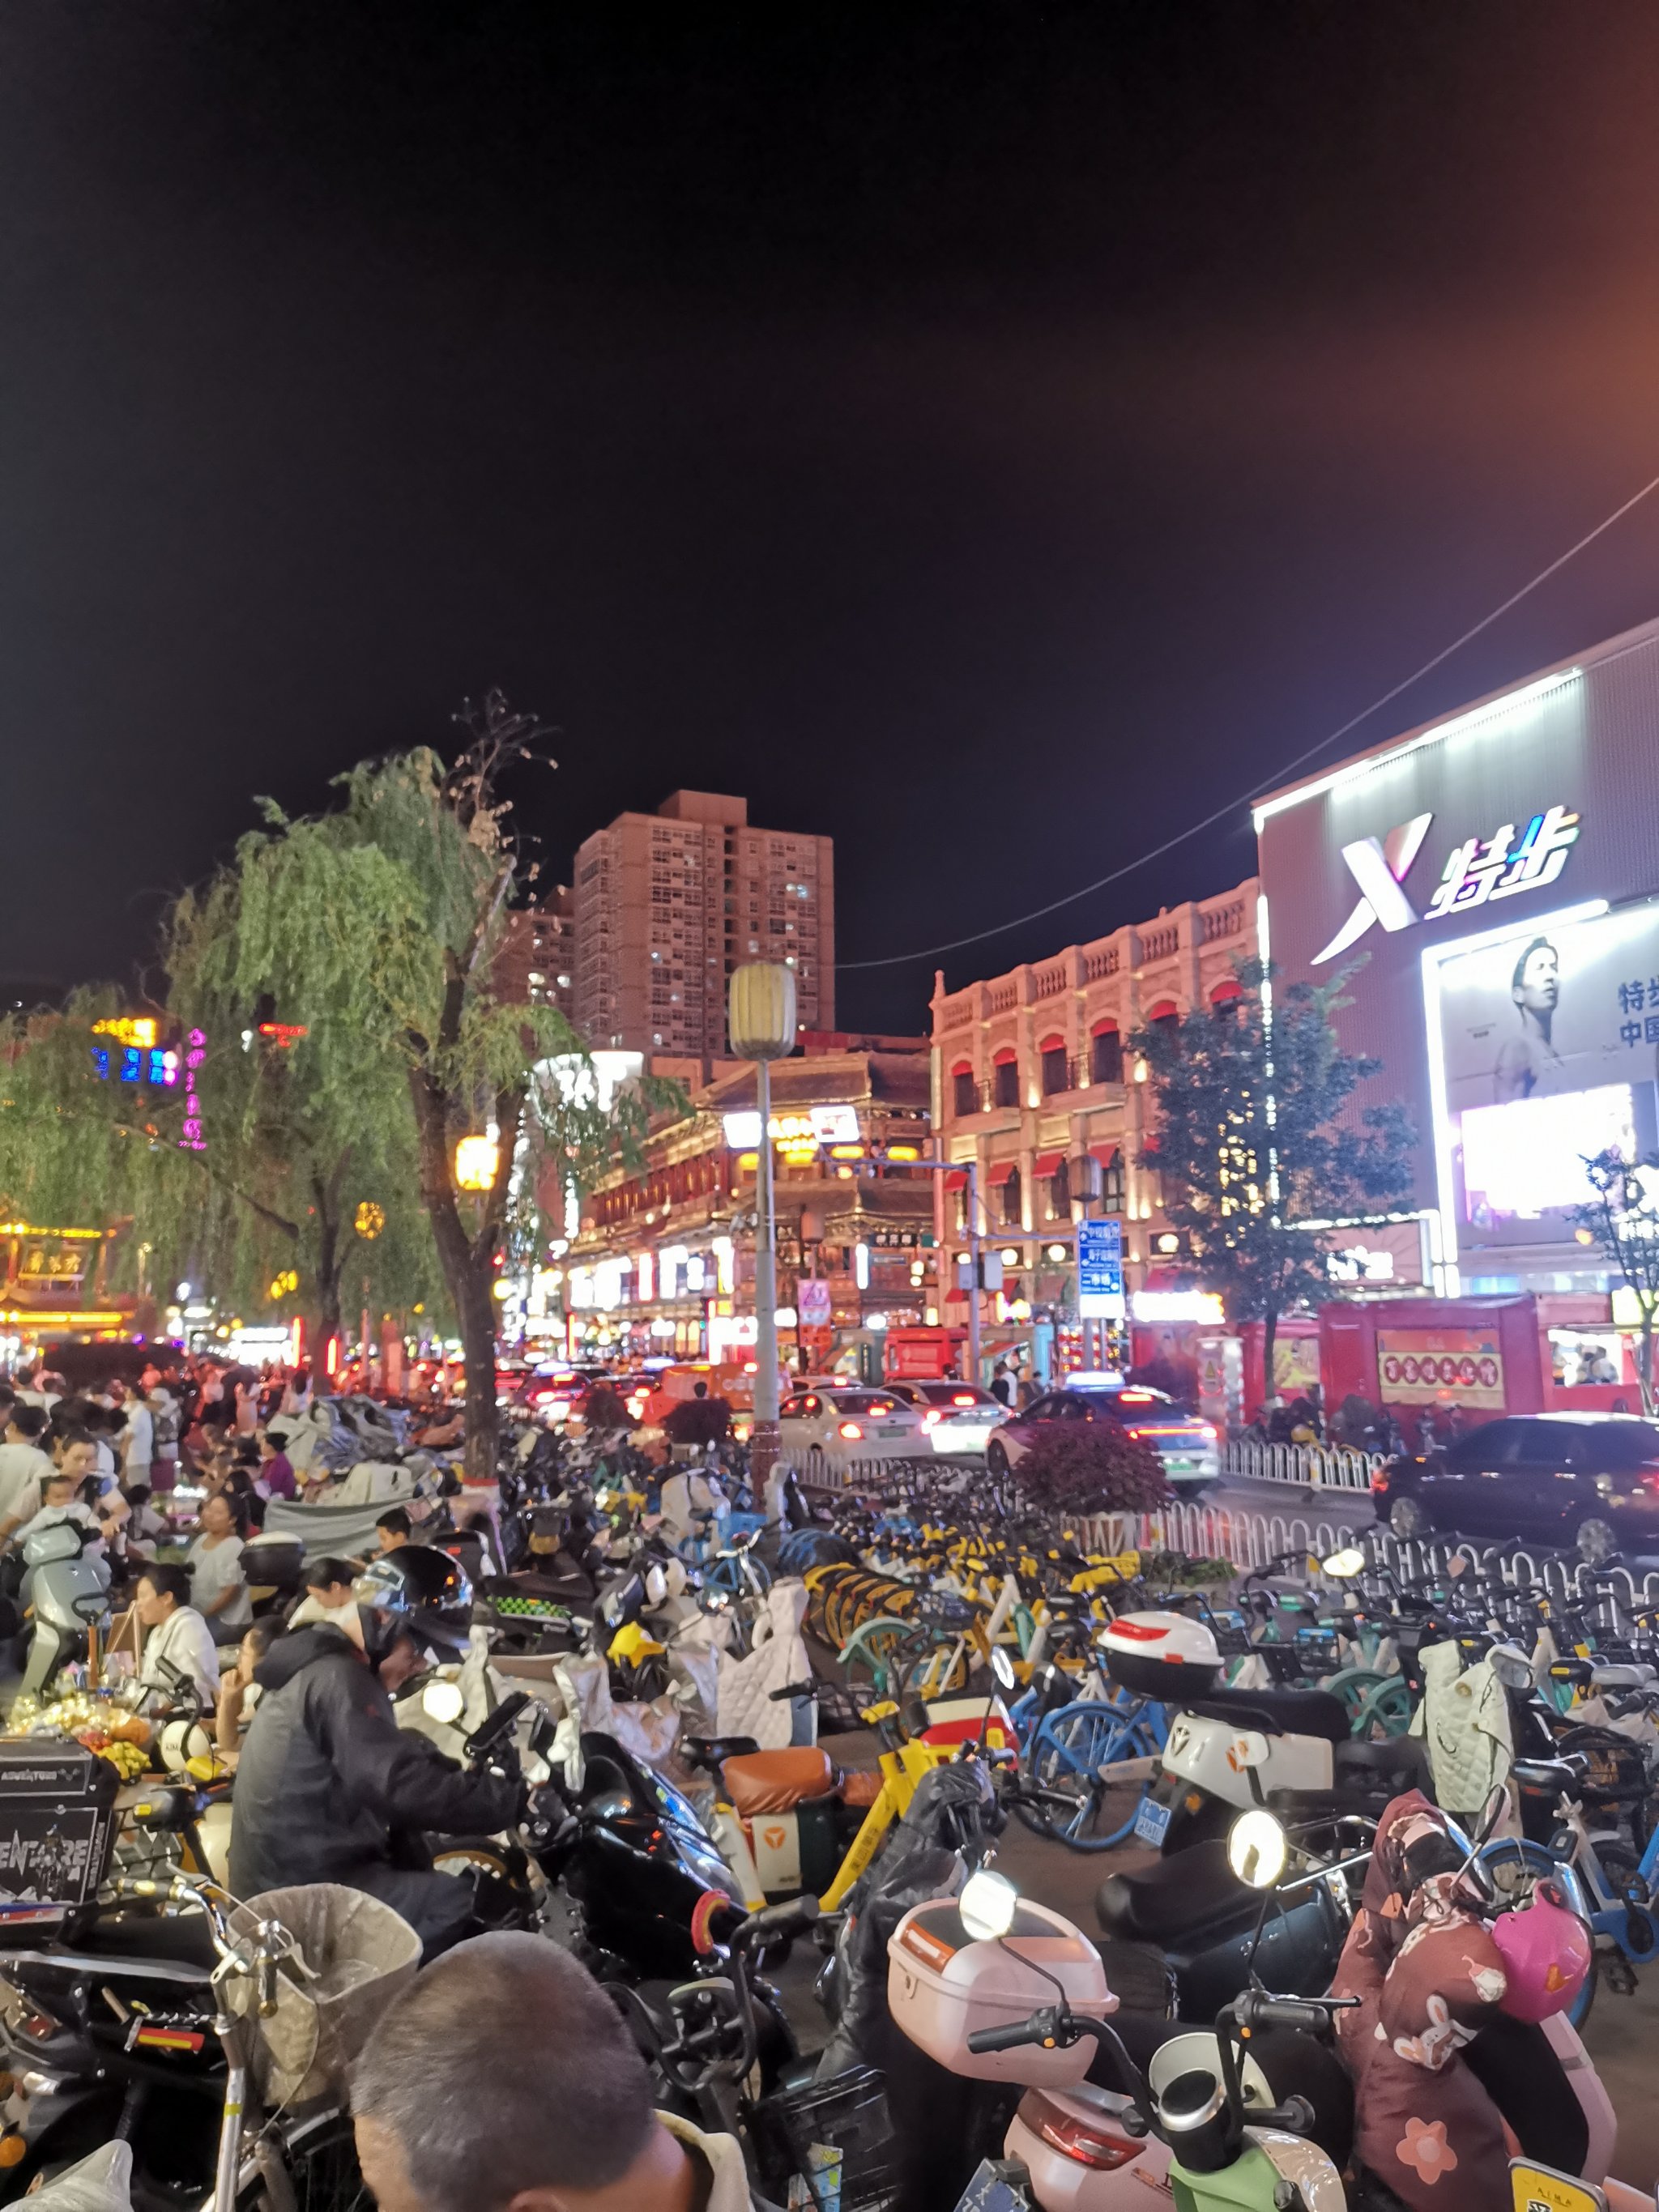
[1009,1421,1171,1515]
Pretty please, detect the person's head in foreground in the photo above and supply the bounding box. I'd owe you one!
[352,1933,734,2212]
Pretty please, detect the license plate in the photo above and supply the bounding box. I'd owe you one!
[1133,1795,1173,1847]
[877,1426,906,1438]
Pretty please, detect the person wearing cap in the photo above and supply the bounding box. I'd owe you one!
[227,1548,519,1957]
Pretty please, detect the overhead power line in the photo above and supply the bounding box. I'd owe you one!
[837,465,1659,972]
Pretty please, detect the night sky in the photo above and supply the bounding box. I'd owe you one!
[8,5,1659,1034]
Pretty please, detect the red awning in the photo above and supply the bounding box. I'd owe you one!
[945,1169,969,1191]
[987,1161,1018,1185]
[1031,1151,1063,1176]
[1088,1141,1119,1168]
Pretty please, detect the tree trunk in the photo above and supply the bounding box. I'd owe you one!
[456,1256,501,1481]
[1261,1306,1279,1404]
[1642,1314,1656,1417]
[310,1159,350,1383]
[407,1067,501,1484]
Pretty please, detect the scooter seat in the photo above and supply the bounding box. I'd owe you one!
[1096,1839,1256,1944]
[682,1733,762,1773]
[723,1747,838,1816]
[1186,1685,1350,1745]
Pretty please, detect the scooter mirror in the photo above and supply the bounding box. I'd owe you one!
[422,1678,466,1725]
[1227,1809,1289,1890]
[990,1647,1017,1692]
[1321,1545,1367,1579]
[959,1867,1020,1941]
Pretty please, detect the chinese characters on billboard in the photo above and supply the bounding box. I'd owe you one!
[1376,1328,1505,1409]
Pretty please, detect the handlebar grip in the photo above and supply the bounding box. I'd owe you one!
[1238,1993,1357,2033]
[736,1896,821,1949]
[768,1681,816,1702]
[966,2020,1047,2055]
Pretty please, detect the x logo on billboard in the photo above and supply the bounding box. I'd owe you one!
[1311,812,1434,964]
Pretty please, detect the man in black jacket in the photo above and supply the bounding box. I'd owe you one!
[228,1549,518,1958]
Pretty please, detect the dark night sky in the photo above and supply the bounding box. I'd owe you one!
[8,4,1659,1032]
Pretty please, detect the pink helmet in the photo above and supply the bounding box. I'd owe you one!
[1491,1879,1593,2022]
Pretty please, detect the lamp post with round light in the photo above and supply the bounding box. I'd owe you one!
[729,963,796,1489]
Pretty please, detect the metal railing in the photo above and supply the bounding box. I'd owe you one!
[1221,1438,1384,1492]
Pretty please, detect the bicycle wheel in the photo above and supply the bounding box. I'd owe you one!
[1479,1839,1597,2031]
[1013,1707,1154,1851]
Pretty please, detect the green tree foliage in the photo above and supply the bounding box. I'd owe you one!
[1009,1422,1170,1515]
[1572,1149,1659,1413]
[1130,960,1415,1397]
[0,693,677,1477]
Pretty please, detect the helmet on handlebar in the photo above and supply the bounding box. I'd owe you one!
[1490,1877,1593,2022]
[353,1545,474,1667]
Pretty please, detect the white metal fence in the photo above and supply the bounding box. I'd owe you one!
[1220,1438,1384,1491]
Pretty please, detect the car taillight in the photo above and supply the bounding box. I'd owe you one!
[838,1421,864,1440]
[1017,2089,1141,2171]
[951,1392,977,1407]
[533,1391,556,1404]
[922,1410,943,1427]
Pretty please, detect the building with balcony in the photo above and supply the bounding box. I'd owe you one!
[493,889,576,1024]
[554,1044,932,1368]
[929,881,1258,1353]
[572,791,834,1055]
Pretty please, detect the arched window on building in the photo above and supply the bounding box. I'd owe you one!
[1090,1020,1123,1086]
[1209,978,1244,1018]
[952,1059,977,1117]
[992,1046,1019,1109]
[1000,1166,1022,1227]
[1039,1035,1069,1097]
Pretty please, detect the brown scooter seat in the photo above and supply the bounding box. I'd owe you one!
[723,1746,838,1816]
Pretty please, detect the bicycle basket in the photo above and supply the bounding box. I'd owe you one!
[1561,1728,1652,1806]
[227,1883,422,2106]
[753,2063,902,2212]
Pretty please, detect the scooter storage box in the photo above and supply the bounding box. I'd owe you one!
[888,1895,1113,2086]
[241,1534,306,1593]
[0,1740,120,1921]
[1098,1611,1222,1700]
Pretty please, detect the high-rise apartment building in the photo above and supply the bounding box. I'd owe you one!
[573,791,834,1054]
[493,887,576,1024]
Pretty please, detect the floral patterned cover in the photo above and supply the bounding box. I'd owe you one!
[1331,1790,1512,2212]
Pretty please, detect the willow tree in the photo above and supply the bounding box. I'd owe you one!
[0,985,200,1306]
[164,861,444,1354]
[208,693,671,1477]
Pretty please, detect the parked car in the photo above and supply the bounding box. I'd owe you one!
[986,1382,1220,1491]
[885,1379,1010,1456]
[1371,1412,1659,1562]
[779,1385,930,1468]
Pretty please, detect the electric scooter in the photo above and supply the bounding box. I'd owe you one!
[16,1519,112,1698]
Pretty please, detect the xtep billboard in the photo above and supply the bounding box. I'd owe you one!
[1255,618,1659,1263]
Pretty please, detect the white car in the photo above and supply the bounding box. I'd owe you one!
[779,1385,930,1468]
[885,1380,1011,1457]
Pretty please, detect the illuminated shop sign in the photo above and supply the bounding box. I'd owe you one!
[91,1016,179,1088]
[721,1105,861,1149]
[1314,805,1580,965]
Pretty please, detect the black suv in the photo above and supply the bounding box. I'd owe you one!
[1371,1413,1659,1562]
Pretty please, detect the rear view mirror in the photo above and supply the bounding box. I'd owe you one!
[1227,1809,1289,1890]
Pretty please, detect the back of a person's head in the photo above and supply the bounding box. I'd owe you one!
[351,1933,654,2212]
[307,1555,357,1592]
[9,1405,46,1441]
[376,1507,412,1537]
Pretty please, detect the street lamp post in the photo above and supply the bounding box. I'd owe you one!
[729,963,797,1490]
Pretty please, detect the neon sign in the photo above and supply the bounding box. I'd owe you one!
[1314,805,1580,965]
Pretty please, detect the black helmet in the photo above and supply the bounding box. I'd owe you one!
[353,1545,474,1666]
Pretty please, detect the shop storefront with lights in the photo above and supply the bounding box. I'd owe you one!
[554,1046,936,1378]
[1256,612,1659,1419]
